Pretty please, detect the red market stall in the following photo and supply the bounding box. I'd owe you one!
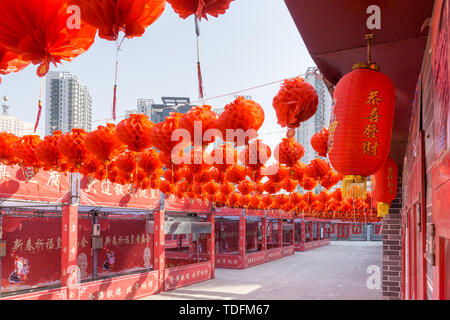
[162,194,215,291]
[214,207,267,269]
[294,218,331,252]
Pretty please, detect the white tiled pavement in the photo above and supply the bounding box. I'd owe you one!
[142,241,382,300]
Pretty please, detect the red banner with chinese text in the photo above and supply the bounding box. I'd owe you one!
[164,194,211,214]
[79,176,160,209]
[97,218,153,278]
[0,165,69,203]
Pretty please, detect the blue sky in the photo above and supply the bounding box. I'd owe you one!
[1,0,316,150]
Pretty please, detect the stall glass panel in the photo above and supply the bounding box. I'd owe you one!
[245,218,261,253]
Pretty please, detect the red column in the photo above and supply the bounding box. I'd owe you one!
[207,214,215,279]
[261,218,267,251]
[153,210,165,293]
[291,220,295,245]
[268,220,273,248]
[278,219,283,248]
[301,220,306,245]
[61,204,79,300]
[239,215,246,268]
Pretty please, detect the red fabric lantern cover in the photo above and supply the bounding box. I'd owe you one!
[216,97,264,145]
[310,128,329,157]
[0,132,19,165]
[85,124,126,164]
[274,138,305,167]
[219,181,235,195]
[328,67,396,197]
[304,159,330,180]
[0,46,29,82]
[70,0,165,41]
[137,149,162,176]
[178,105,219,147]
[0,0,96,77]
[237,180,255,195]
[272,77,319,129]
[371,157,398,216]
[116,114,154,152]
[167,0,233,20]
[225,164,246,184]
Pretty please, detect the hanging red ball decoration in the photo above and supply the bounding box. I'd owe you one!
[304,159,330,180]
[116,114,154,152]
[280,178,298,192]
[137,149,162,176]
[0,46,29,82]
[35,131,65,170]
[274,138,305,167]
[167,0,233,20]
[238,139,271,171]
[57,128,89,169]
[85,124,126,164]
[219,181,235,196]
[310,128,329,157]
[216,97,265,146]
[70,0,166,41]
[0,132,19,165]
[237,180,255,195]
[150,112,185,155]
[14,135,42,168]
[0,0,96,77]
[211,143,237,171]
[178,105,219,147]
[272,76,319,129]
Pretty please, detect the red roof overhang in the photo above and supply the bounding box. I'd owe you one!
[284,0,434,166]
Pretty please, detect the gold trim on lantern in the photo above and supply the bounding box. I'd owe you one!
[352,62,380,71]
[342,175,367,199]
[377,202,390,217]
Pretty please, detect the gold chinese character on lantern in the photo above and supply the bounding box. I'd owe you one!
[366,107,382,123]
[366,90,384,106]
[363,141,379,156]
[363,124,380,139]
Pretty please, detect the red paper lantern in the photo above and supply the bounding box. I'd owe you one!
[272,76,318,129]
[211,143,237,171]
[35,131,65,170]
[263,180,281,194]
[250,194,261,209]
[204,181,220,197]
[159,180,174,194]
[0,46,29,82]
[216,97,264,146]
[304,159,330,180]
[328,66,395,198]
[261,194,273,209]
[70,0,165,41]
[116,114,154,152]
[238,139,271,171]
[167,0,233,20]
[281,178,298,192]
[225,164,246,184]
[301,176,318,191]
[266,164,288,183]
[14,135,42,168]
[57,128,88,169]
[137,149,162,176]
[115,151,137,175]
[0,0,96,77]
[371,157,398,217]
[319,171,343,190]
[237,180,255,195]
[274,138,305,167]
[85,124,126,164]
[150,112,185,155]
[311,128,329,157]
[220,181,235,196]
[288,162,306,181]
[178,105,219,147]
[0,132,19,165]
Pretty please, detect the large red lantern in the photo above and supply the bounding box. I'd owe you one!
[150,112,185,156]
[272,76,318,129]
[167,0,233,20]
[328,61,395,199]
[0,0,96,77]
[70,0,165,41]
[116,114,154,152]
[216,97,265,146]
[35,131,65,171]
[14,135,42,168]
[371,157,398,217]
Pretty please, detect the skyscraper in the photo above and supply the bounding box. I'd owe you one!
[45,71,92,135]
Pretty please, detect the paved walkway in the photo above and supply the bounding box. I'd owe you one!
[143,241,382,300]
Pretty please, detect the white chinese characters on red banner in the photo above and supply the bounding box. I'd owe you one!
[164,194,211,213]
[0,165,69,203]
[97,218,153,277]
[1,216,62,292]
[80,176,160,209]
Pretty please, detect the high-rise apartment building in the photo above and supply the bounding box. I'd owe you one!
[45,71,92,135]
